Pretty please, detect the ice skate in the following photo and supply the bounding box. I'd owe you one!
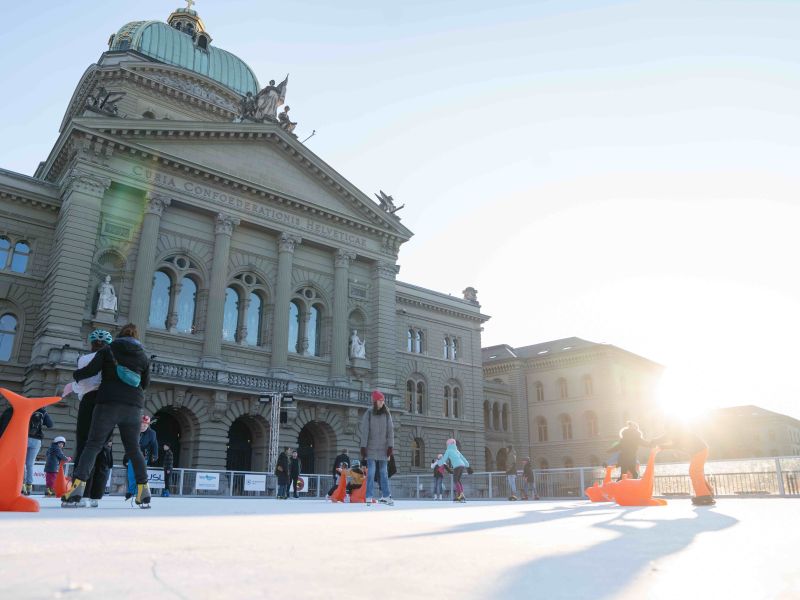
[61,479,87,507]
[135,483,152,509]
[378,497,394,506]
[22,483,32,496]
[456,493,466,503]
[508,495,518,501]
[89,499,99,508]
[45,487,55,497]
[691,495,716,506]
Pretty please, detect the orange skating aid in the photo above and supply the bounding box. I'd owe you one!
[0,388,61,512]
[329,468,348,503]
[349,468,367,503]
[54,460,71,498]
[603,450,667,507]
[585,466,614,502]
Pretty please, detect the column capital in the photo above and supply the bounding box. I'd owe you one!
[61,168,111,197]
[144,192,171,216]
[278,232,302,253]
[215,212,241,236]
[373,261,400,280]
[334,248,357,268]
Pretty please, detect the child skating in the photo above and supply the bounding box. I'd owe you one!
[436,439,471,502]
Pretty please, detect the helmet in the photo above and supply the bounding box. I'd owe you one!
[88,329,113,344]
[54,436,66,444]
[141,415,151,425]
[351,459,360,468]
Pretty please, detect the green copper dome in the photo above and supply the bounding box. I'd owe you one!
[109,19,259,96]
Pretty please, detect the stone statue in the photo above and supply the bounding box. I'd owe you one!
[255,75,288,121]
[86,86,126,116]
[97,275,118,312]
[349,329,366,359]
[374,190,404,214]
[278,106,297,134]
[462,287,478,303]
[239,91,257,120]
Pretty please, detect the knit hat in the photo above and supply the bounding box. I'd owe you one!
[446,438,456,446]
[141,415,151,424]
[371,390,385,403]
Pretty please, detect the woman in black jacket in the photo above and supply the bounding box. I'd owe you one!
[62,323,152,508]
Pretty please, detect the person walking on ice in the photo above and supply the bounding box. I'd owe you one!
[359,390,394,505]
[436,439,471,502]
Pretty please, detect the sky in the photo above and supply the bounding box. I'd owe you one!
[1,1,799,419]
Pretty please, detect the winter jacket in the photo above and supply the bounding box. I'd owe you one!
[651,428,707,455]
[162,449,174,471]
[437,442,469,469]
[73,337,150,408]
[275,452,290,483]
[45,442,68,473]
[332,453,350,476]
[359,405,394,459]
[123,426,158,466]
[290,457,302,477]
[612,427,653,466]
[505,450,517,475]
[523,461,534,480]
[28,408,54,440]
[72,351,102,400]
[431,461,445,479]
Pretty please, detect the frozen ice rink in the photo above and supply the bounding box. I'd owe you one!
[1,497,797,599]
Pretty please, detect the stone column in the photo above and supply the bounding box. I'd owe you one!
[128,192,171,343]
[370,261,400,390]
[201,213,240,367]
[330,249,355,385]
[32,168,110,359]
[270,233,301,377]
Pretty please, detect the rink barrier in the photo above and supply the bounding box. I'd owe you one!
[35,456,800,500]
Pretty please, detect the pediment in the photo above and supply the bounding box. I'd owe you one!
[84,121,412,239]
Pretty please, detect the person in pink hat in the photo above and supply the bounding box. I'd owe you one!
[359,390,395,505]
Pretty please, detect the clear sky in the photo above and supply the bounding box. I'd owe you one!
[2,1,799,419]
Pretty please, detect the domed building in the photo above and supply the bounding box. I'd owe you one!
[0,6,489,477]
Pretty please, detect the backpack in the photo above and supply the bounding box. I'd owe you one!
[29,411,44,437]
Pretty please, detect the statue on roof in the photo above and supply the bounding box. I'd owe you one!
[278,106,297,135]
[86,86,126,116]
[255,75,288,121]
[374,190,404,214]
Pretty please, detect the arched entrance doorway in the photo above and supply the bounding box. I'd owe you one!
[484,447,494,471]
[151,411,182,468]
[296,421,337,474]
[496,447,508,472]
[227,418,254,471]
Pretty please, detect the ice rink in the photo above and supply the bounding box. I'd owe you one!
[1,497,797,599]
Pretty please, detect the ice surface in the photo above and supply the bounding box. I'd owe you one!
[1,497,797,599]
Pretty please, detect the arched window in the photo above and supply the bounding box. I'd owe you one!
[148,271,171,330]
[411,438,424,468]
[443,337,449,359]
[564,457,574,468]
[451,339,458,360]
[584,375,593,396]
[0,313,18,361]
[222,287,240,342]
[443,386,450,417]
[175,276,197,333]
[288,301,300,352]
[536,417,548,442]
[245,293,263,345]
[535,381,544,402]
[453,387,460,418]
[0,237,9,268]
[406,381,414,412]
[492,403,500,430]
[560,414,573,440]
[415,330,424,354]
[483,401,490,429]
[501,404,509,431]
[416,381,425,413]
[586,411,598,437]
[308,304,322,356]
[558,378,568,400]
[10,241,30,273]
[197,35,208,49]
[407,329,413,352]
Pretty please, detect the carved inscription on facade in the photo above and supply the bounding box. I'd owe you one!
[130,166,368,249]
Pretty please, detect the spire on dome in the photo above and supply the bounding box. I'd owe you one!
[167,1,212,48]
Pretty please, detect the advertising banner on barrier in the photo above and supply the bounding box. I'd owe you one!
[33,466,46,486]
[147,469,165,489]
[244,474,267,492]
[196,472,220,491]
[297,476,309,494]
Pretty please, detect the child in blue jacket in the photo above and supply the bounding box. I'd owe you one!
[436,439,472,502]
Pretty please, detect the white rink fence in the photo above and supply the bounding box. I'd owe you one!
[33,456,800,500]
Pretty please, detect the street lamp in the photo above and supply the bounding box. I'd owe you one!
[259,392,294,472]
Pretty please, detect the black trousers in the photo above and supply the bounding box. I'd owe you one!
[74,403,147,485]
[75,391,113,499]
[290,475,300,495]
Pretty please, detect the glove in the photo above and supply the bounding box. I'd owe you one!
[360,447,367,459]
[386,446,393,458]
[467,466,474,475]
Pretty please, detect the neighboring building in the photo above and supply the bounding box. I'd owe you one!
[482,337,663,469]
[0,6,489,473]
[696,406,800,459]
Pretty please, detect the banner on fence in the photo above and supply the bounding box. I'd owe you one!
[244,474,267,492]
[196,472,220,491]
[147,469,165,489]
[32,466,46,486]
[297,476,308,494]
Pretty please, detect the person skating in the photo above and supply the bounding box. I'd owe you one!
[431,454,445,500]
[44,436,71,496]
[521,457,540,500]
[161,444,174,497]
[608,421,652,480]
[61,323,152,509]
[83,439,113,507]
[275,447,290,499]
[124,415,157,500]
[21,404,54,495]
[505,445,519,500]
[359,390,394,505]
[332,448,350,485]
[651,421,715,505]
[436,439,471,502]
[289,449,302,498]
